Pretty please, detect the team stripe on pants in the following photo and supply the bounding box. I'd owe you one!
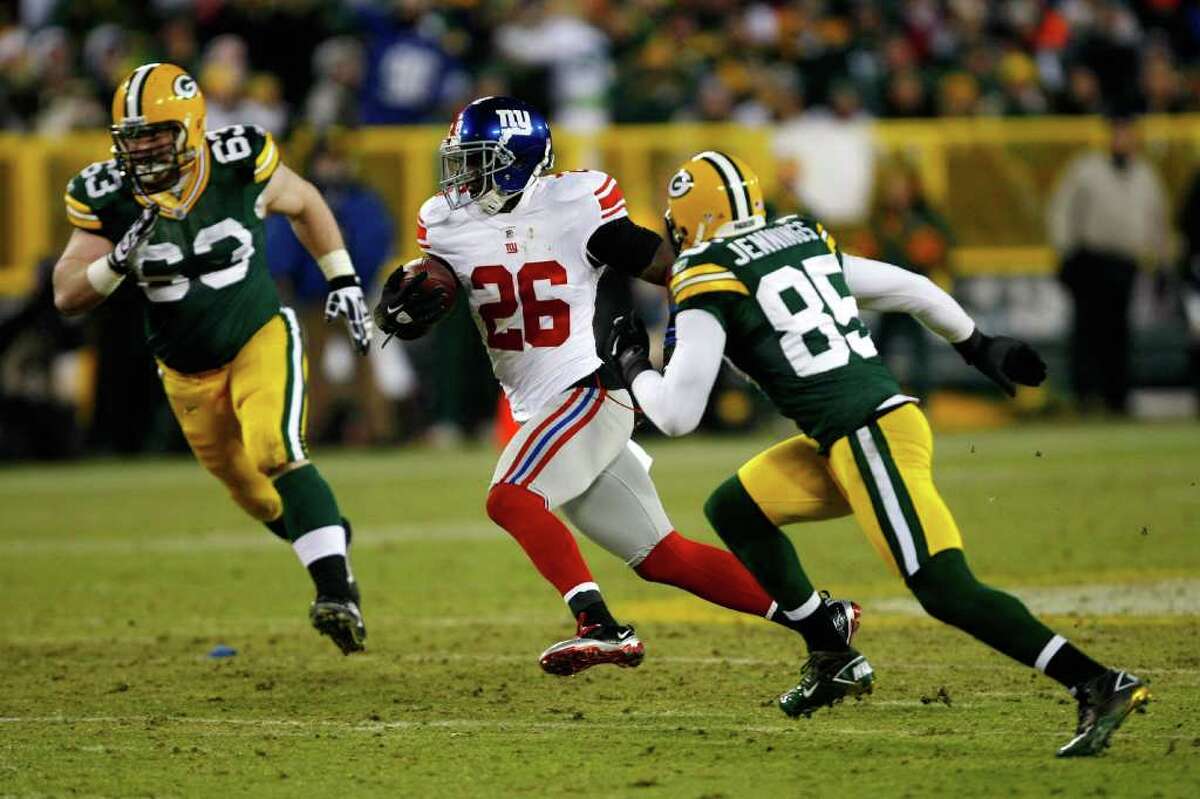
[848,422,929,577]
[500,388,605,487]
[280,308,308,462]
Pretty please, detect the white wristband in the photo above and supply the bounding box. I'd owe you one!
[317,248,355,281]
[86,255,127,296]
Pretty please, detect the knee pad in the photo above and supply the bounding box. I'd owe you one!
[228,484,282,522]
[906,549,979,625]
[243,425,291,477]
[205,457,281,521]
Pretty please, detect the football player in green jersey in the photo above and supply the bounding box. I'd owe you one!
[53,63,372,654]
[609,151,1148,757]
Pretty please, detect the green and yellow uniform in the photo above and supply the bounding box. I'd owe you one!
[65,125,308,522]
[66,61,363,653]
[662,153,1112,706]
[670,214,962,577]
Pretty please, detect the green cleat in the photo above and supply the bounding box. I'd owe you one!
[779,648,874,718]
[1056,670,1150,757]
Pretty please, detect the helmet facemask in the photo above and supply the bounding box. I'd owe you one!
[664,208,686,255]
[664,207,707,255]
[439,138,517,214]
[111,119,195,195]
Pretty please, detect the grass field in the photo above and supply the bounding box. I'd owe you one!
[1,420,1198,797]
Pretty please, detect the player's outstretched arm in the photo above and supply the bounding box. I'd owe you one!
[53,203,158,316]
[842,252,1046,395]
[608,309,726,436]
[842,253,975,342]
[262,163,373,354]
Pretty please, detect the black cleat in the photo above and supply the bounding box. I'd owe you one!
[539,622,644,676]
[779,647,874,718]
[1056,669,1150,757]
[310,596,367,655]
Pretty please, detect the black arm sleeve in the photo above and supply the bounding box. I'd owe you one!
[586,216,664,276]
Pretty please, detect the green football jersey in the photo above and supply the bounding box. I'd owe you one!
[670,214,903,450]
[65,125,284,373]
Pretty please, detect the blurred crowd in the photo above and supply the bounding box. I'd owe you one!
[2,0,1200,461]
[4,0,1200,135]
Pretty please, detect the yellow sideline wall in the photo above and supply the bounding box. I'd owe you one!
[3,115,1200,296]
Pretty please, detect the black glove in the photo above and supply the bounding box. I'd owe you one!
[109,202,159,274]
[373,269,448,344]
[324,274,373,356]
[606,312,653,388]
[953,328,1047,397]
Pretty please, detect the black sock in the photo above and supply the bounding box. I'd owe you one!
[1044,642,1108,691]
[568,591,617,628]
[308,555,353,601]
[264,517,289,542]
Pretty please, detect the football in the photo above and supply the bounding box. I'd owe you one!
[403,254,459,316]
[381,255,458,339]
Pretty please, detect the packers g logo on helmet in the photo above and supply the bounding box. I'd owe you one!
[664,151,765,253]
[668,168,694,198]
[172,74,198,99]
[110,62,207,195]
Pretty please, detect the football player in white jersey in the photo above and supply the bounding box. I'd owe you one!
[375,97,863,676]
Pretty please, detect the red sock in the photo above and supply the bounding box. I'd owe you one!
[486,483,594,598]
[635,531,774,618]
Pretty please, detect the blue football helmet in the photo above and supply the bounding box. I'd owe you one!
[439,96,554,214]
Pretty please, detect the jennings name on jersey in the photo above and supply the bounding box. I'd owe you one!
[417,170,627,421]
[65,125,282,373]
[671,214,908,450]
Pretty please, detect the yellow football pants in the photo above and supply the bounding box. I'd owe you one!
[158,310,309,523]
[737,403,962,578]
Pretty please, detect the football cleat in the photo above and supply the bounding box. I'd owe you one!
[779,647,874,718]
[1056,669,1150,757]
[821,590,861,647]
[310,596,367,655]
[539,622,644,676]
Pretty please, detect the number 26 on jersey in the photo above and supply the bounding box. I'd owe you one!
[471,261,570,351]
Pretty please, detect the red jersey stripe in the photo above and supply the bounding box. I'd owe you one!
[600,200,627,219]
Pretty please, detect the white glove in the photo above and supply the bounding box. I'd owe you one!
[109,202,159,273]
[324,275,374,355]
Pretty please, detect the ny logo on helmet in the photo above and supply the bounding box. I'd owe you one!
[496,109,533,137]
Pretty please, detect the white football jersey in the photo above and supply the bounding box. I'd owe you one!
[417,170,628,421]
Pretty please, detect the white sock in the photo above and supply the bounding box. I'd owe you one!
[562,581,600,606]
[292,524,346,567]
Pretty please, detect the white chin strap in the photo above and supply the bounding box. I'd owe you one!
[478,165,545,215]
[477,188,513,215]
